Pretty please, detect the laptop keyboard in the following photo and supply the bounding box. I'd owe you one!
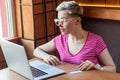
[30,66,48,77]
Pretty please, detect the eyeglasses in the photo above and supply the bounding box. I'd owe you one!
[54,18,75,27]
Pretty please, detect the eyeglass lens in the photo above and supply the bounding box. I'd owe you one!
[54,19,64,26]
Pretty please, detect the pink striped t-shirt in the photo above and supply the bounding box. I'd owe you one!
[53,32,107,65]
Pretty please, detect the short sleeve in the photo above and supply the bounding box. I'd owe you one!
[53,35,59,49]
[95,36,107,55]
[53,34,67,51]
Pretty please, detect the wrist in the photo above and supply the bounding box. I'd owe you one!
[96,64,104,71]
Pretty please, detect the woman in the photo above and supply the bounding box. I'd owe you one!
[34,1,116,72]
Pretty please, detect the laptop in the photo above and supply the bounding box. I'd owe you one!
[0,39,65,80]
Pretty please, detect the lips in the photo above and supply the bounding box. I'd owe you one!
[59,27,64,32]
[60,29,64,32]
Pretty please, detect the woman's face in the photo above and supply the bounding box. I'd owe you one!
[55,10,77,35]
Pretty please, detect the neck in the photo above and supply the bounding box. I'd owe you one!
[69,25,88,41]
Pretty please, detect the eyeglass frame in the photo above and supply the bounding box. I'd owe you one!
[54,17,76,27]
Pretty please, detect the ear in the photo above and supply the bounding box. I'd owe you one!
[75,17,81,24]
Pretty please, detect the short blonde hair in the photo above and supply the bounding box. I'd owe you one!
[56,1,83,17]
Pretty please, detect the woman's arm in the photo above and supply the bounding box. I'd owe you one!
[78,48,116,72]
[98,48,116,72]
[33,39,60,65]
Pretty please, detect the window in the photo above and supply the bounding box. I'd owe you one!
[0,10,2,38]
[0,0,16,38]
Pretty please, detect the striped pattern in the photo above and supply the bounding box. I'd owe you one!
[53,32,106,65]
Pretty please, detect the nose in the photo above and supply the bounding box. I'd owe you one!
[57,22,63,27]
[58,24,63,27]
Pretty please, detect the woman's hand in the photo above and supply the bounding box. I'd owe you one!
[43,55,60,66]
[78,60,97,71]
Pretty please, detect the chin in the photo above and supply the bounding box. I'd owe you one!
[61,32,68,35]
